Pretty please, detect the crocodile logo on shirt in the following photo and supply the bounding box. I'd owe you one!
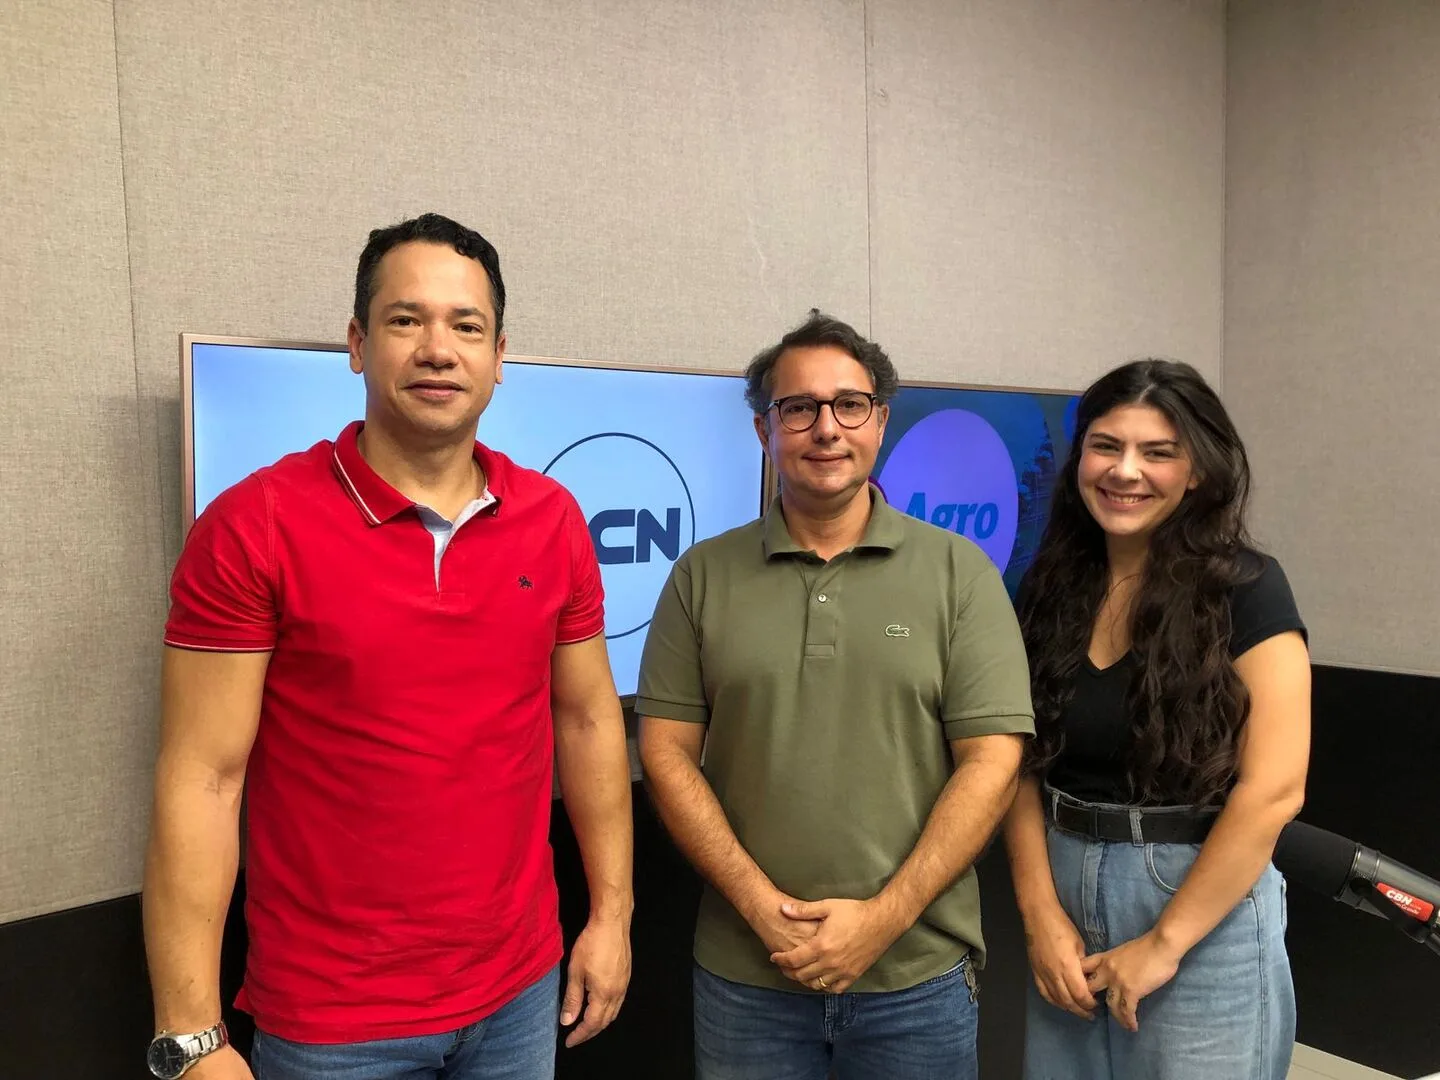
[885,624,910,638]
[518,575,533,590]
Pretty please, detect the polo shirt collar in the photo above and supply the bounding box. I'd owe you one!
[761,483,905,559]
[331,420,506,525]
[859,488,907,549]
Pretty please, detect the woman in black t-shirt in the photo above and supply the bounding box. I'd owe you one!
[1003,360,1310,1080]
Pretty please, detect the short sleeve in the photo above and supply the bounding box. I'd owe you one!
[634,558,709,723]
[1229,554,1307,658]
[165,475,279,652]
[941,562,1037,741]
[556,492,606,645]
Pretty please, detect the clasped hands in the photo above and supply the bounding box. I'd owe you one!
[754,892,907,995]
[1025,906,1183,1032]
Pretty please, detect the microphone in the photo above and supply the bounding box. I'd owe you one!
[1273,820,1440,955]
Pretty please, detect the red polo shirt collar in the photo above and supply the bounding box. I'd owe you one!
[329,420,506,525]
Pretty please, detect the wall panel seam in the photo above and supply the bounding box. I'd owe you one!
[1218,5,1227,397]
[111,0,145,490]
[863,0,874,337]
[111,0,169,603]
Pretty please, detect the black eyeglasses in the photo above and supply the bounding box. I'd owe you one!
[767,392,878,432]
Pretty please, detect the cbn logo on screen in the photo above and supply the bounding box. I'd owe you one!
[542,433,696,641]
[587,507,681,565]
[877,409,1020,573]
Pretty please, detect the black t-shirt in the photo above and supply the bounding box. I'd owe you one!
[1044,553,1306,807]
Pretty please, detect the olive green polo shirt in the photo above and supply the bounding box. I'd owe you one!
[636,489,1034,993]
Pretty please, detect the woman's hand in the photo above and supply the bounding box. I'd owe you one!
[1080,930,1184,1032]
[1023,902,1098,1020]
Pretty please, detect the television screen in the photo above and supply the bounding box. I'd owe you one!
[875,383,1080,595]
[184,337,765,697]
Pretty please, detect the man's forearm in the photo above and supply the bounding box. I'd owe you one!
[142,763,243,1032]
[555,713,634,923]
[875,736,1024,929]
[641,741,776,922]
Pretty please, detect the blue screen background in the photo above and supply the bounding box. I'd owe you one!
[190,342,764,696]
[875,384,1078,596]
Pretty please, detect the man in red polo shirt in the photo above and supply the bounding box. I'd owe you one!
[142,214,633,1080]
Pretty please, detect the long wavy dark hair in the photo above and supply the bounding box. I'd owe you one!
[1018,359,1260,805]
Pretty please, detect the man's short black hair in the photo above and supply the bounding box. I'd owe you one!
[743,309,899,415]
[353,213,506,336]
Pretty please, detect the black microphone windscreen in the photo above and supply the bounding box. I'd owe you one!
[1273,820,1360,899]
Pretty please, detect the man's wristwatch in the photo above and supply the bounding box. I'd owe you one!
[146,1021,229,1079]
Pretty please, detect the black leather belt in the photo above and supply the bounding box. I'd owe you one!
[1049,796,1218,844]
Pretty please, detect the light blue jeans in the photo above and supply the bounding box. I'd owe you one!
[249,964,560,1080]
[693,957,979,1080]
[1024,805,1295,1080]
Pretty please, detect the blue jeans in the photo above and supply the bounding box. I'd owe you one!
[1024,806,1295,1080]
[693,957,979,1080]
[249,964,560,1080]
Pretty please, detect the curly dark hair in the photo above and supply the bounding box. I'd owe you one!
[1017,359,1261,806]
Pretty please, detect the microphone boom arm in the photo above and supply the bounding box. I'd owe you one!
[1344,881,1440,957]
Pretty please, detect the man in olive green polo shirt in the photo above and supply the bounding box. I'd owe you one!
[637,311,1034,1080]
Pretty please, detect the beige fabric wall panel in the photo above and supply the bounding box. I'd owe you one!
[867,0,1225,390]
[1226,1,1440,673]
[113,0,869,570]
[0,2,157,922]
[4,0,1243,927]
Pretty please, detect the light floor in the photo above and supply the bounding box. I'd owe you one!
[1290,1043,1435,1080]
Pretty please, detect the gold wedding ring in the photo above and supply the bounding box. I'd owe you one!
[816,976,828,990]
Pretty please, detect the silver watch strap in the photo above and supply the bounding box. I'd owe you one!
[170,1021,229,1071]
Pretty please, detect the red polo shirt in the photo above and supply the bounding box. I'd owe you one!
[165,421,605,1042]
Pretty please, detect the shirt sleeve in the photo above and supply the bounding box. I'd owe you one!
[1229,554,1307,658]
[164,475,279,652]
[941,561,1037,741]
[556,491,606,645]
[634,557,709,723]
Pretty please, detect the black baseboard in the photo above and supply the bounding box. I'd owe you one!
[2,663,1437,1078]
[0,793,1019,1079]
[0,890,152,1078]
[1285,665,1440,1079]
[551,787,700,1079]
